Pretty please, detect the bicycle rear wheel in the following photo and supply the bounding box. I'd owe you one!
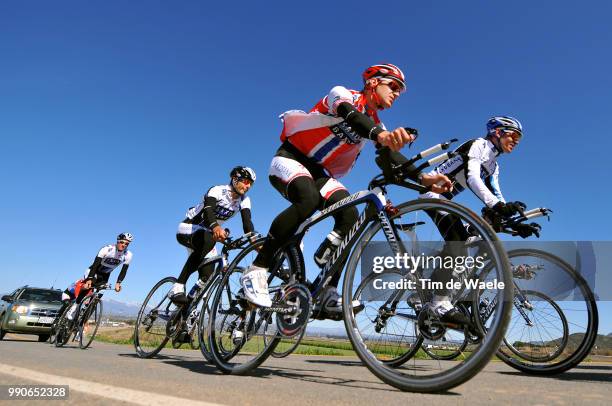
[79,297,103,349]
[262,317,306,359]
[343,198,512,392]
[134,276,178,358]
[491,249,598,375]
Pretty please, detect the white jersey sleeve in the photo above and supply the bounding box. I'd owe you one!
[97,245,112,258]
[240,196,251,210]
[206,186,225,201]
[124,250,133,265]
[466,140,502,208]
[327,86,354,116]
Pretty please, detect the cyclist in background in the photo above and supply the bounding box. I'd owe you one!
[57,232,134,322]
[421,116,536,322]
[168,166,257,305]
[240,63,452,316]
[85,232,134,291]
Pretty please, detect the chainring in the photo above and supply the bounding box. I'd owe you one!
[275,283,312,337]
[417,309,446,341]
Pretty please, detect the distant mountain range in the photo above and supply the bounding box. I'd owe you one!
[102,298,141,317]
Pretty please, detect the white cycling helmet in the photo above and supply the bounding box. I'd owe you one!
[230,166,256,182]
[117,232,134,242]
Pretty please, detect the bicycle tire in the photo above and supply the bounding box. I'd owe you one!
[197,276,220,362]
[492,249,598,375]
[79,297,103,349]
[134,276,177,358]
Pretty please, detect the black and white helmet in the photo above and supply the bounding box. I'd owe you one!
[117,232,134,242]
[230,166,256,183]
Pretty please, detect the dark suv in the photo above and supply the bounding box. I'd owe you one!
[0,286,63,342]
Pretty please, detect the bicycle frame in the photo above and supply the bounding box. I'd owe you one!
[269,185,412,304]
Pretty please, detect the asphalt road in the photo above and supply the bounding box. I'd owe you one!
[0,334,610,405]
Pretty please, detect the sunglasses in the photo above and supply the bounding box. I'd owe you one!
[117,241,130,245]
[381,79,405,93]
[501,129,522,140]
[237,178,253,185]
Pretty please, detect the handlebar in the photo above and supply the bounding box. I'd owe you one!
[370,137,460,193]
[486,207,553,237]
[220,231,262,253]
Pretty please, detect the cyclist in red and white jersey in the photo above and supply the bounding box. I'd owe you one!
[241,64,452,315]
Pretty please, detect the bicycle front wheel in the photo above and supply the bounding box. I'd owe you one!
[343,198,512,392]
[134,276,178,358]
[208,238,291,374]
[198,276,220,362]
[79,298,103,349]
[53,308,72,348]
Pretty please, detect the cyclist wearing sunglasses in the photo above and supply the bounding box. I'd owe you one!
[168,166,257,305]
[420,116,530,322]
[240,63,452,316]
[84,232,134,293]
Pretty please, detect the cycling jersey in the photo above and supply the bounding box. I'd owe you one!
[280,86,383,179]
[423,138,505,208]
[92,245,133,272]
[182,185,251,230]
[85,244,132,284]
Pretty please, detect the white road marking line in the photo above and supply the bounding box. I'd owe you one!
[0,363,224,406]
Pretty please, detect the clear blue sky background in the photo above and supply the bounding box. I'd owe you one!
[1,1,611,332]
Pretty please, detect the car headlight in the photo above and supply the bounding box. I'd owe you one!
[12,305,29,314]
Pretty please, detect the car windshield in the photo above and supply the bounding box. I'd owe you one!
[19,289,63,303]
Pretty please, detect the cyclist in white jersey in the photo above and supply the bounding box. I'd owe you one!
[421,116,536,322]
[85,232,134,291]
[58,233,134,320]
[168,166,257,305]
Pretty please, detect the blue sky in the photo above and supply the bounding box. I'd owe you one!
[1,1,611,331]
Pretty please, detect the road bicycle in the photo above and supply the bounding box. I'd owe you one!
[206,139,513,392]
[51,284,109,349]
[133,232,259,360]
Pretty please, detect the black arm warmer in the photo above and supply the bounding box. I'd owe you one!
[336,102,384,141]
[241,208,255,234]
[375,145,423,182]
[203,196,219,230]
[87,256,103,278]
[117,264,129,284]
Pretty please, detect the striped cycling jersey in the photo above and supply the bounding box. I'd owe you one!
[279,86,382,178]
[428,138,505,208]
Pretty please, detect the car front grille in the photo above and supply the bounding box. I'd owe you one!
[30,308,60,317]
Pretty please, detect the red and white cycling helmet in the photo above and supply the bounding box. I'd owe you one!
[362,63,406,92]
